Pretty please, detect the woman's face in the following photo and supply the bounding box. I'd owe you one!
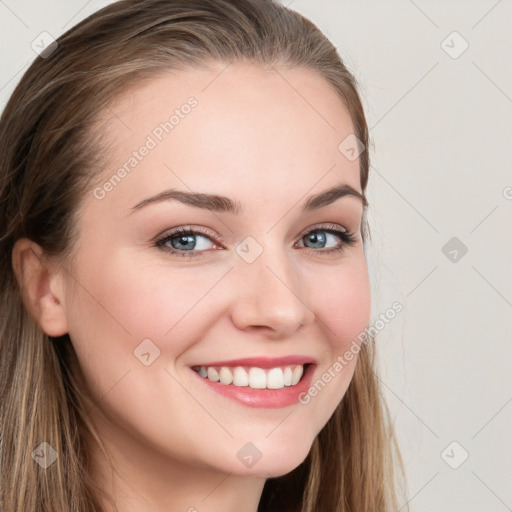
[59,61,370,477]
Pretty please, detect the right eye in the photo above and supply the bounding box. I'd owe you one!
[155,227,223,258]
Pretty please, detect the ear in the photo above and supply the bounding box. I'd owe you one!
[11,238,69,337]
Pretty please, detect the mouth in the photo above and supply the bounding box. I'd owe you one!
[190,357,316,408]
[191,363,310,389]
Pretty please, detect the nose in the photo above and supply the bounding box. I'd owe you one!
[229,245,315,339]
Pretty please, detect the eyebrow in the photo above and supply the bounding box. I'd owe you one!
[129,183,367,215]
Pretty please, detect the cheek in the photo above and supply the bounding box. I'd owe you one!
[63,251,229,386]
[291,255,371,423]
[69,250,217,335]
[305,254,371,352]
[62,255,233,458]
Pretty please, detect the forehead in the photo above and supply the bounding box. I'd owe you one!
[89,61,362,215]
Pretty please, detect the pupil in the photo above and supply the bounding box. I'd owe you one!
[172,235,195,250]
[308,232,325,248]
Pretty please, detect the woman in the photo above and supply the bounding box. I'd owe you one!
[0,1,405,510]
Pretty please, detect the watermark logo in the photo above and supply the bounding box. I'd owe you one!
[134,338,161,366]
[237,442,262,468]
[441,236,468,263]
[441,31,469,59]
[441,441,469,469]
[338,134,365,162]
[32,442,58,469]
[31,32,58,58]
[236,236,264,263]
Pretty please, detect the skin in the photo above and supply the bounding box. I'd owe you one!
[13,61,371,512]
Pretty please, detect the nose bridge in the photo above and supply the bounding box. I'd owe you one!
[229,236,314,336]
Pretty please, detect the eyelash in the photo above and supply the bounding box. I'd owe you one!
[154,224,357,258]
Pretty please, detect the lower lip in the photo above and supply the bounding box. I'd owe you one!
[192,364,315,408]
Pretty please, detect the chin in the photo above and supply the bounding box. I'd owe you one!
[226,433,315,478]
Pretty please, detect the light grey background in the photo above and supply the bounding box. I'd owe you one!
[1,1,511,510]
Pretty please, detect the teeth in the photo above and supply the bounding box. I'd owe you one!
[267,368,284,389]
[233,366,249,386]
[291,365,303,385]
[219,367,233,385]
[283,366,293,386]
[194,364,307,389]
[248,367,267,389]
[207,367,220,382]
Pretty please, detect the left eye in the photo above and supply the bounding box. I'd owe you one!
[298,230,344,250]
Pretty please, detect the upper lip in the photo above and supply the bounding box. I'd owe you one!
[191,355,317,368]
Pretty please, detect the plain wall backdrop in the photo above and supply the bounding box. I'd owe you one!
[1,1,511,510]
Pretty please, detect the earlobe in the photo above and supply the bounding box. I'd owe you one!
[11,238,69,337]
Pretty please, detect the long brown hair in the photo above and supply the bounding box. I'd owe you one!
[0,1,406,510]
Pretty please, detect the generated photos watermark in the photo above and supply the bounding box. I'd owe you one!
[298,300,403,404]
[93,96,198,200]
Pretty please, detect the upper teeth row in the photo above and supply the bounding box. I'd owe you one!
[194,365,304,389]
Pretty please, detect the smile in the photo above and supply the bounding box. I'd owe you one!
[192,364,306,389]
[190,356,316,408]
